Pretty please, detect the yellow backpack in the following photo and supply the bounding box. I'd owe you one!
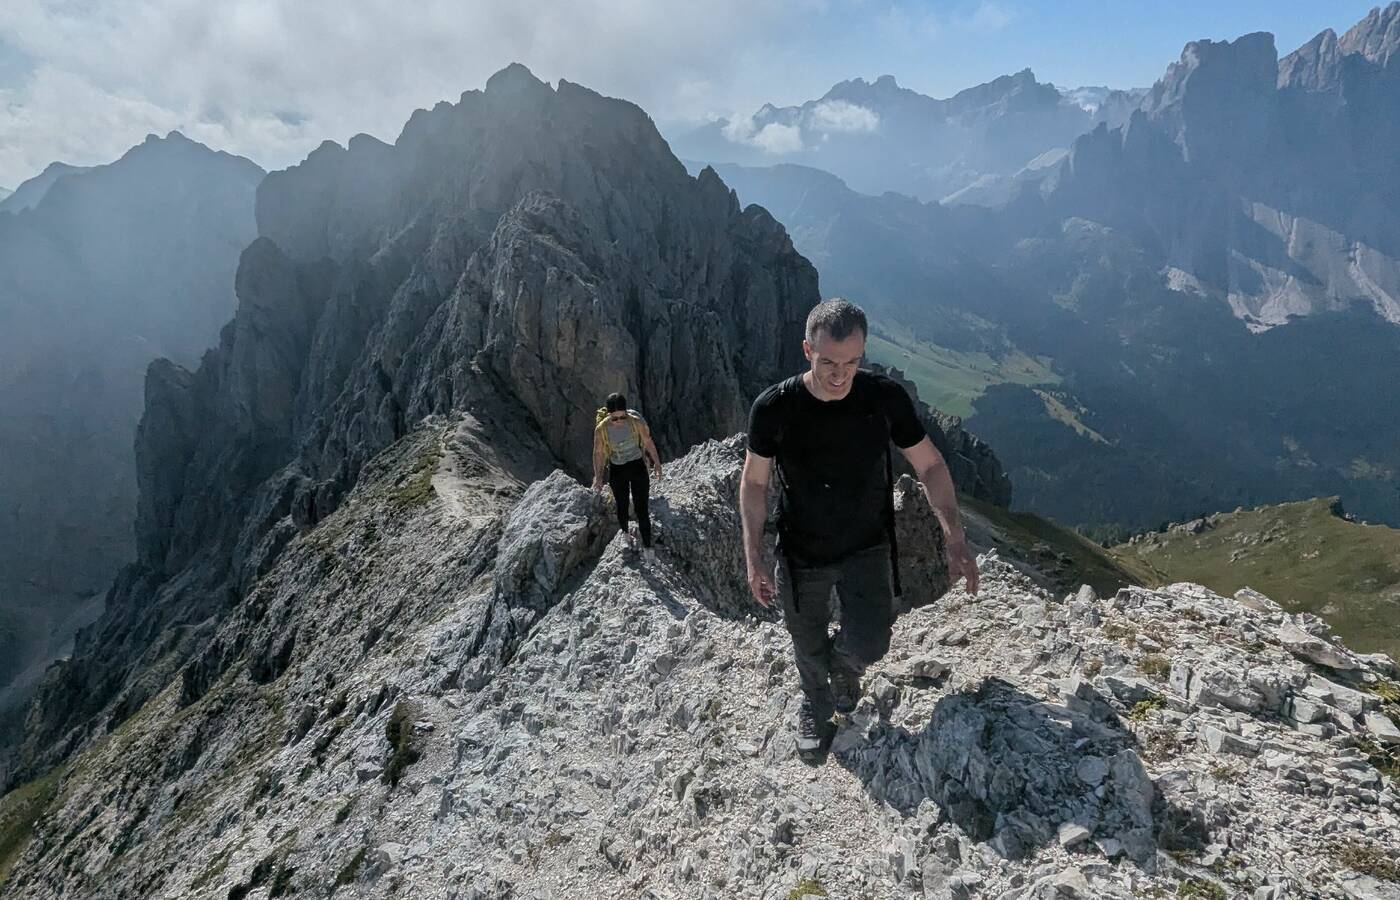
[594,407,642,459]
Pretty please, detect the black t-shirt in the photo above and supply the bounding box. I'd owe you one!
[747,369,926,564]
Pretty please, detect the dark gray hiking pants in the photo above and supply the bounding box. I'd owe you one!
[775,541,896,719]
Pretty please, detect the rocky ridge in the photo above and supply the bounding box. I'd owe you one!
[1,418,1397,899]
[0,64,827,785]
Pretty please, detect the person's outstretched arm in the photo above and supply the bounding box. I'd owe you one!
[740,451,776,606]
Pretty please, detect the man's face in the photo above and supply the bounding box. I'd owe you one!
[803,328,865,400]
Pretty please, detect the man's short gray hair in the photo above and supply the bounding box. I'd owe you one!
[805,297,868,344]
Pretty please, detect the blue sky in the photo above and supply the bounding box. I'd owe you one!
[775,1,1382,100]
[0,1,1385,188]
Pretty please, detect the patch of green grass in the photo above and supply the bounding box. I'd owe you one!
[1175,878,1226,899]
[787,877,828,900]
[1368,680,1400,705]
[865,318,1059,418]
[386,439,443,511]
[1139,654,1171,680]
[1354,735,1400,779]
[1206,764,1239,781]
[0,768,62,888]
[960,495,1158,597]
[1031,388,1109,444]
[383,700,422,789]
[1332,839,1400,882]
[1110,497,1400,660]
[335,846,367,887]
[1104,622,1138,643]
[1129,698,1163,722]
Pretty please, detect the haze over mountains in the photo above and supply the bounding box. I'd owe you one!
[671,70,1147,205]
[0,133,262,733]
[686,3,1400,537]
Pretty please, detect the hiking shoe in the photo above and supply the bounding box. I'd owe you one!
[642,546,657,563]
[830,661,861,715]
[795,697,831,754]
[624,529,638,551]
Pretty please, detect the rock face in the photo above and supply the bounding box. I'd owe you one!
[1,418,1395,899]
[0,132,262,736]
[1052,5,1400,329]
[1,65,819,785]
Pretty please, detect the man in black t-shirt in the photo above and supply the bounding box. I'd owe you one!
[740,298,980,756]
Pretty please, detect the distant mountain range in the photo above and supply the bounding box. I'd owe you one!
[0,163,92,214]
[669,70,1146,204]
[0,133,262,733]
[699,3,1400,537]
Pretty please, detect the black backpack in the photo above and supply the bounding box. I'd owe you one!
[770,375,903,599]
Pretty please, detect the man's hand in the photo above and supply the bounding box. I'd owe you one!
[945,539,980,596]
[747,561,777,608]
[591,477,605,493]
[650,463,663,481]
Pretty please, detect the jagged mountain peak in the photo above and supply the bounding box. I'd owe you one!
[1339,0,1400,64]
[1278,26,1341,90]
[483,60,549,95]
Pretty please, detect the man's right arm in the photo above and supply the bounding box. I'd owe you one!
[739,451,771,562]
[739,450,776,606]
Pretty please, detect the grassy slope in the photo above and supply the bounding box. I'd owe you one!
[960,495,1160,597]
[865,319,1057,418]
[1109,498,1400,660]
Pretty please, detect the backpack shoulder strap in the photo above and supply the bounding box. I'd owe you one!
[864,373,904,599]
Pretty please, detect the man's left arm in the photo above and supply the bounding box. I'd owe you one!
[898,437,979,595]
[885,380,979,594]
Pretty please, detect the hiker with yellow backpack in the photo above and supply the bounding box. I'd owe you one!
[591,392,663,560]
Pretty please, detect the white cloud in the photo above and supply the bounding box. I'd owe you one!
[721,114,759,144]
[721,114,805,154]
[807,99,879,133]
[0,0,809,186]
[751,122,805,154]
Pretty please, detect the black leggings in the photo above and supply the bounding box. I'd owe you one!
[608,458,652,547]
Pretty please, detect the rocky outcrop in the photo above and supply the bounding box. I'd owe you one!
[1,65,818,786]
[1,416,1394,899]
